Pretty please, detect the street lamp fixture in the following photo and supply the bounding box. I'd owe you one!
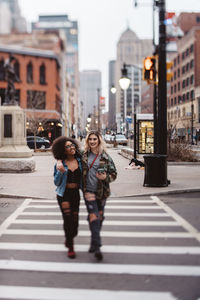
[119,64,131,90]
[111,85,116,94]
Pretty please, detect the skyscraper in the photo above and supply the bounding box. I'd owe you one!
[80,70,101,128]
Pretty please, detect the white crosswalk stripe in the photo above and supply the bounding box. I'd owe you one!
[0,196,199,300]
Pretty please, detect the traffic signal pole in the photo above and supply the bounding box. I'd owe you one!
[157,0,167,155]
[143,0,169,187]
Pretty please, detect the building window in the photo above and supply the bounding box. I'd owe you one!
[39,64,46,85]
[177,68,180,77]
[174,71,176,80]
[171,98,173,106]
[186,92,189,101]
[14,60,20,81]
[196,16,200,23]
[190,90,194,100]
[178,82,180,91]
[190,59,194,69]
[174,84,176,93]
[178,96,182,104]
[174,97,177,105]
[186,63,189,72]
[190,74,194,85]
[182,52,185,60]
[190,44,194,53]
[27,62,33,83]
[186,48,189,56]
[171,86,173,94]
[173,58,176,67]
[0,59,5,81]
[177,55,180,64]
[198,98,200,122]
[182,66,185,74]
[27,90,46,109]
[182,80,185,89]
[182,94,185,103]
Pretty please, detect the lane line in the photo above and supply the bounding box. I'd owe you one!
[0,286,178,300]
[0,198,32,237]
[0,259,200,277]
[0,242,200,255]
[3,229,194,238]
[13,219,180,226]
[152,196,200,243]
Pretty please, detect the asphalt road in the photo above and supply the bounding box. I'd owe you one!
[0,193,199,300]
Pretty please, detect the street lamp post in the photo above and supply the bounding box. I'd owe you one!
[119,64,130,136]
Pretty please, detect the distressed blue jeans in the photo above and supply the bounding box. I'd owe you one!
[84,191,106,248]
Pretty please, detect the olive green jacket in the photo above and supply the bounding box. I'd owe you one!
[82,150,117,200]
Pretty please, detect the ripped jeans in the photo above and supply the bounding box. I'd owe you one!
[57,188,80,246]
[84,191,106,248]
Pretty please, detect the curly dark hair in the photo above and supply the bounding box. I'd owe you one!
[51,136,81,160]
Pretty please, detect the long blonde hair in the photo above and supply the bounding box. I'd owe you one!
[84,131,107,154]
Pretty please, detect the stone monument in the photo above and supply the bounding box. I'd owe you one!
[0,55,35,172]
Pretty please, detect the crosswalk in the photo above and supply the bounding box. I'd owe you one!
[0,196,200,299]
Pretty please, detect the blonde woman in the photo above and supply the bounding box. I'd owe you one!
[82,131,117,261]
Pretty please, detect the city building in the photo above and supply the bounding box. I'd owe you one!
[108,60,116,131]
[0,0,27,34]
[0,45,62,141]
[115,27,153,134]
[168,13,200,143]
[80,70,101,129]
[32,14,80,137]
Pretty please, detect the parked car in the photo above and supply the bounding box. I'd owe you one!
[114,134,128,146]
[26,136,51,149]
[104,134,113,144]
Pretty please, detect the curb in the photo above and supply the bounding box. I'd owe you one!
[1,188,200,200]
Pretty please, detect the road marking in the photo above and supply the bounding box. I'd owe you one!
[152,196,200,243]
[20,211,170,217]
[0,286,178,300]
[27,205,162,209]
[3,229,194,238]
[0,259,200,277]
[0,198,32,237]
[13,219,180,226]
[31,199,156,204]
[0,242,200,255]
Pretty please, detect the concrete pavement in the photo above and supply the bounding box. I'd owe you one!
[0,148,200,199]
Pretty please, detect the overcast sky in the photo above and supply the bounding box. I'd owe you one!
[19,0,200,102]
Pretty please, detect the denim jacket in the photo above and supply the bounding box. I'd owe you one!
[53,157,82,197]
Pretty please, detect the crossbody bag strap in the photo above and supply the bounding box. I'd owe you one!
[89,154,98,169]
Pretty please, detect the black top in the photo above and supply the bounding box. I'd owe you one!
[67,167,81,185]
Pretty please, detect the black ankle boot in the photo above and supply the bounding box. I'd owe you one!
[94,247,103,261]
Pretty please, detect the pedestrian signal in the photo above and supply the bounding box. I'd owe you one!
[166,61,173,81]
[143,56,157,83]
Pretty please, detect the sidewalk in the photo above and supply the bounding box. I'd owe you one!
[0,148,200,199]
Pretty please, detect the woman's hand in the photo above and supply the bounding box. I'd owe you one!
[56,160,65,173]
[96,172,107,181]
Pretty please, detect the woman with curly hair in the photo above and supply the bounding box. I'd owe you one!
[52,136,82,259]
[82,131,117,261]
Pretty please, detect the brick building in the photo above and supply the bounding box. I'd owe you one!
[0,45,62,141]
[167,13,200,142]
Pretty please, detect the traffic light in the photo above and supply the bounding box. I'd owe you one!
[143,56,157,83]
[166,61,173,81]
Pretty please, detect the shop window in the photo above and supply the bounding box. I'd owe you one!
[27,90,46,109]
